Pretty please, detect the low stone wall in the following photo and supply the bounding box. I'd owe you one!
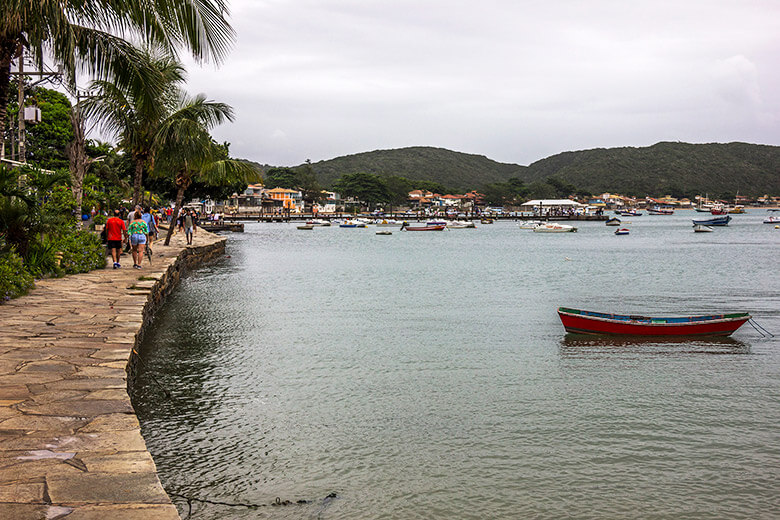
[0,231,225,520]
[127,238,226,387]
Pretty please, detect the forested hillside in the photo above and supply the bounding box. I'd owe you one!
[523,142,780,197]
[308,147,525,190]
[245,142,780,197]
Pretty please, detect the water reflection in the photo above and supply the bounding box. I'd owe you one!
[559,333,750,357]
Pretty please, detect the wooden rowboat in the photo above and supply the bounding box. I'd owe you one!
[558,307,750,336]
[400,223,446,231]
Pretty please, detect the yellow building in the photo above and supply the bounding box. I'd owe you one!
[266,188,303,212]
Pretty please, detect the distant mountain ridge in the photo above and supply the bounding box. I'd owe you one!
[308,147,525,191]
[277,141,780,197]
[523,142,780,197]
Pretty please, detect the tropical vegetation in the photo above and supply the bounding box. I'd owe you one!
[308,143,780,199]
[0,2,256,302]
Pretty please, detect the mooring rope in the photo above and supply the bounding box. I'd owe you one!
[169,491,339,519]
[131,348,173,399]
[748,318,775,337]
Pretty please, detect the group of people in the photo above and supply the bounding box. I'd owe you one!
[103,205,201,270]
[103,205,159,269]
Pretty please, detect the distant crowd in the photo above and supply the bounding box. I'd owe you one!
[99,205,203,269]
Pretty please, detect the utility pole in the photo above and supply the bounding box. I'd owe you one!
[17,55,25,163]
[5,52,62,164]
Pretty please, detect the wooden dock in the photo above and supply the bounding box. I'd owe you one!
[198,222,244,232]
[222,213,608,223]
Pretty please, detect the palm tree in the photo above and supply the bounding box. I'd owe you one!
[83,49,187,206]
[0,0,235,146]
[152,94,259,245]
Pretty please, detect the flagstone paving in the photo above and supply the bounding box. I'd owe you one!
[0,230,226,519]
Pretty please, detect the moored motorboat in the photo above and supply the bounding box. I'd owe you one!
[692,215,731,226]
[647,206,674,215]
[480,218,494,224]
[376,230,392,235]
[339,220,366,228]
[619,209,642,216]
[614,228,629,235]
[533,223,577,233]
[375,219,402,227]
[693,224,713,232]
[401,222,446,231]
[605,217,621,226]
[763,216,780,224]
[557,307,751,336]
[447,220,476,228]
[297,224,314,230]
[306,219,331,226]
[518,220,544,229]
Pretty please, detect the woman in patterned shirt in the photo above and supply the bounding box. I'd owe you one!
[127,207,150,269]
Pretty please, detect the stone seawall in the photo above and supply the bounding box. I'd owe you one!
[0,231,225,520]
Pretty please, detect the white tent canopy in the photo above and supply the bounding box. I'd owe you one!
[519,199,586,208]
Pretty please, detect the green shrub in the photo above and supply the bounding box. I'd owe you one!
[92,213,107,227]
[54,231,106,274]
[0,251,35,302]
[25,239,59,277]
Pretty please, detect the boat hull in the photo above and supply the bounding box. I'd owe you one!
[402,225,446,231]
[533,223,577,233]
[558,307,750,336]
[692,215,731,226]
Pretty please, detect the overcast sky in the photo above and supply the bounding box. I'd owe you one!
[179,0,780,167]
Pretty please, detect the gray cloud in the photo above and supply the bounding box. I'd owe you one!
[180,0,780,166]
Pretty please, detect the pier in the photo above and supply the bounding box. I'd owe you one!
[222,212,608,222]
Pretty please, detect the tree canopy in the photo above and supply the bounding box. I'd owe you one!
[332,172,390,208]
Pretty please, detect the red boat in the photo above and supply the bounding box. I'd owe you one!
[558,307,751,336]
[400,223,446,231]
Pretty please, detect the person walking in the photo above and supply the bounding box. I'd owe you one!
[141,206,158,243]
[128,209,150,269]
[105,209,128,269]
[184,209,197,245]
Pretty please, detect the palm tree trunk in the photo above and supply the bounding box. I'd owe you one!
[163,185,186,246]
[0,38,21,158]
[132,158,144,207]
[68,105,89,227]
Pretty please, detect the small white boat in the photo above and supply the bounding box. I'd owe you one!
[533,223,577,233]
[339,220,366,228]
[518,220,544,229]
[614,228,630,235]
[447,220,475,228]
[763,216,780,224]
[306,219,331,226]
[375,219,402,227]
[693,224,713,233]
[297,224,314,230]
[376,230,392,235]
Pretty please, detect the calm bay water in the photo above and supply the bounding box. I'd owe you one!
[132,210,780,519]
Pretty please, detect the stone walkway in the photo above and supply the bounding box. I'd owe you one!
[0,230,226,519]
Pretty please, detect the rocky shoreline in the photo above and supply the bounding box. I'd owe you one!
[0,230,226,520]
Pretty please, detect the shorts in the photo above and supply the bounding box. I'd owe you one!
[185,226,194,235]
[107,240,122,250]
[130,233,147,245]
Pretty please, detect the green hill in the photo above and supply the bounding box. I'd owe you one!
[524,142,780,197]
[299,142,780,197]
[309,147,525,191]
